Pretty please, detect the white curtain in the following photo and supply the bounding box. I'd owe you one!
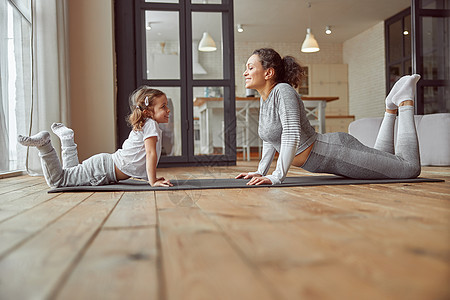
[0,0,9,171]
[0,0,32,173]
[27,0,70,175]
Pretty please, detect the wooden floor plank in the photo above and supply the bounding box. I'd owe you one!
[0,176,44,194]
[0,183,58,222]
[103,191,157,229]
[194,185,449,300]
[0,192,93,256]
[194,189,394,299]
[55,227,159,300]
[0,175,41,186]
[0,192,123,300]
[323,184,450,223]
[0,165,448,300]
[55,192,159,299]
[156,191,280,300]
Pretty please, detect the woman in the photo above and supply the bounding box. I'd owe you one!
[236,48,421,185]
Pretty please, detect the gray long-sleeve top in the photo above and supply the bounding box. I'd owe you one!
[252,83,317,184]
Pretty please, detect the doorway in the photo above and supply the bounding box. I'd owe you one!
[114,0,236,167]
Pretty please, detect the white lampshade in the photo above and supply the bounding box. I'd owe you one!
[198,32,217,52]
[301,28,320,53]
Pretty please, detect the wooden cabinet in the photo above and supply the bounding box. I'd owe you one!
[308,64,349,116]
[300,64,353,132]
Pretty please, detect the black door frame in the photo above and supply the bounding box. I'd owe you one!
[114,0,236,167]
[412,0,450,114]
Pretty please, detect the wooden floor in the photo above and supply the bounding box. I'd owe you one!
[0,161,449,300]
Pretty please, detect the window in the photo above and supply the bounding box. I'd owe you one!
[385,1,450,114]
[385,8,412,94]
[412,0,450,114]
[0,0,32,174]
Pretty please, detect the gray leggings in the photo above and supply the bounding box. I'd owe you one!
[302,106,421,179]
[37,140,117,188]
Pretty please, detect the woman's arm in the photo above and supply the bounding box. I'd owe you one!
[250,86,302,185]
[235,140,276,180]
[144,137,172,187]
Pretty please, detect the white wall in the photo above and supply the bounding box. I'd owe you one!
[343,22,386,120]
[68,0,116,161]
[234,42,344,97]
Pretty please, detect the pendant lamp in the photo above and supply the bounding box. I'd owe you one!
[198,32,217,52]
[301,2,320,53]
[301,28,320,53]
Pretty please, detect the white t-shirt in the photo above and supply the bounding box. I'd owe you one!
[112,118,162,180]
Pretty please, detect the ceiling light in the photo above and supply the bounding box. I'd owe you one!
[403,30,409,35]
[301,28,320,53]
[325,25,331,35]
[198,32,217,52]
[237,24,244,33]
[301,2,319,53]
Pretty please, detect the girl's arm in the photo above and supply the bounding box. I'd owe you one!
[144,137,172,187]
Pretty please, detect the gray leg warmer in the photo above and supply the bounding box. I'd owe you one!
[60,138,80,169]
[302,106,420,179]
[374,112,396,154]
[37,142,117,188]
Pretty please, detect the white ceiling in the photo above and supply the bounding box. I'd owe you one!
[234,0,411,43]
[146,0,411,44]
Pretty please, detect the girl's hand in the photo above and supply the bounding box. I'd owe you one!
[246,176,272,185]
[151,177,173,187]
[235,173,262,179]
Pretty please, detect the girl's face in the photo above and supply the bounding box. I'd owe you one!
[148,95,170,123]
[243,54,269,90]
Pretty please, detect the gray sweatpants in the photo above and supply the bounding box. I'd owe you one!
[302,106,421,179]
[37,139,117,188]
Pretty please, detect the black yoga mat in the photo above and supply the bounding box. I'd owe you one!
[48,176,444,193]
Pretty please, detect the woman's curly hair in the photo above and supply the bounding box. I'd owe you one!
[252,48,306,89]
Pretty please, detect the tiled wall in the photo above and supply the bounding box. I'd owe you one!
[343,22,386,119]
[234,42,344,97]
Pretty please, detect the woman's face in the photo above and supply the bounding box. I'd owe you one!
[243,54,269,90]
[149,95,170,123]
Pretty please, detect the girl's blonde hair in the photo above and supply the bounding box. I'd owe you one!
[127,86,165,131]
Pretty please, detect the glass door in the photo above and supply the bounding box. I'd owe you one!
[115,0,235,166]
[412,0,450,114]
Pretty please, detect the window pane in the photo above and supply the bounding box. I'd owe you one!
[144,11,180,80]
[9,0,31,21]
[151,87,182,156]
[420,0,450,9]
[388,64,402,90]
[193,86,224,155]
[192,0,222,3]
[192,12,223,79]
[389,19,403,62]
[235,97,260,161]
[424,86,450,114]
[404,15,411,57]
[421,16,450,81]
[145,0,179,3]
[404,59,412,75]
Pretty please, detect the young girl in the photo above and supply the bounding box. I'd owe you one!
[236,48,421,185]
[18,86,173,188]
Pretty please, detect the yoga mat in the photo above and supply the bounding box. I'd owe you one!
[48,176,444,193]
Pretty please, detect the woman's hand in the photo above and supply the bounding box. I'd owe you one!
[235,173,262,180]
[246,176,272,185]
[151,177,173,187]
